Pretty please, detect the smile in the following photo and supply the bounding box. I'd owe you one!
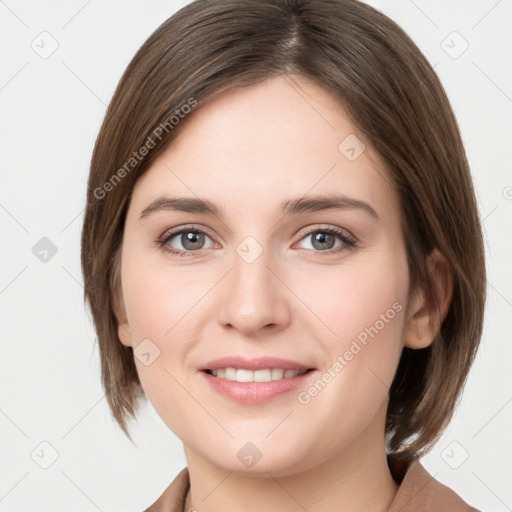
[205,368,310,382]
[201,368,317,404]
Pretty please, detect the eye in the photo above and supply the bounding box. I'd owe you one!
[295,226,357,255]
[158,225,216,257]
[158,224,357,258]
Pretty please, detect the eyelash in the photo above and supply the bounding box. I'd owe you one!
[157,224,358,258]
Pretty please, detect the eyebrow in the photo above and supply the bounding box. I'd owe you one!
[139,193,379,221]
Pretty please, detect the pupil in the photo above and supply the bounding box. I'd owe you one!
[182,231,204,250]
[313,232,334,250]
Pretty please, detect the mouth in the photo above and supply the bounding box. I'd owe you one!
[203,367,314,382]
[199,356,318,404]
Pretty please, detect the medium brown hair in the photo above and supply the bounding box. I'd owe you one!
[81,0,486,460]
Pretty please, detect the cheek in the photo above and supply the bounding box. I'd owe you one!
[338,272,405,351]
[122,265,197,430]
[290,294,406,453]
[304,250,409,408]
[120,254,213,403]
[121,254,203,342]
[307,248,408,349]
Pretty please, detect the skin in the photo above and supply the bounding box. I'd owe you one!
[116,74,452,512]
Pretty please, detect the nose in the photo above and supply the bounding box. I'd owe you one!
[216,243,291,336]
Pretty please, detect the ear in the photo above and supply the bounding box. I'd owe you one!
[404,248,453,349]
[113,288,133,348]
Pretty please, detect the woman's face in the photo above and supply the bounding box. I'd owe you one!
[117,74,412,476]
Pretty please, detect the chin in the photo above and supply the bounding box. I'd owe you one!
[199,437,316,478]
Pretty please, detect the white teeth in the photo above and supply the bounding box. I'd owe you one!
[236,369,254,383]
[225,368,237,381]
[271,368,284,380]
[209,367,307,382]
[254,369,272,382]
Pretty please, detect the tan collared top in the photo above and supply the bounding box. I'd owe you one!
[144,458,480,512]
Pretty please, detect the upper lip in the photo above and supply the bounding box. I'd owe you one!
[200,356,314,372]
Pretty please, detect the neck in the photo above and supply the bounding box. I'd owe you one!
[182,411,399,512]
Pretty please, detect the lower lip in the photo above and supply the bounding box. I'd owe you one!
[200,370,316,404]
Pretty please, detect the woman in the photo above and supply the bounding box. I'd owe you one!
[81,0,486,510]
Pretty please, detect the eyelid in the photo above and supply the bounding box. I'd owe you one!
[294,223,356,243]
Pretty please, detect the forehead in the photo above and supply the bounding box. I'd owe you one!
[129,74,400,225]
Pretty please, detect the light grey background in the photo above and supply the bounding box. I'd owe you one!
[1,1,511,511]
